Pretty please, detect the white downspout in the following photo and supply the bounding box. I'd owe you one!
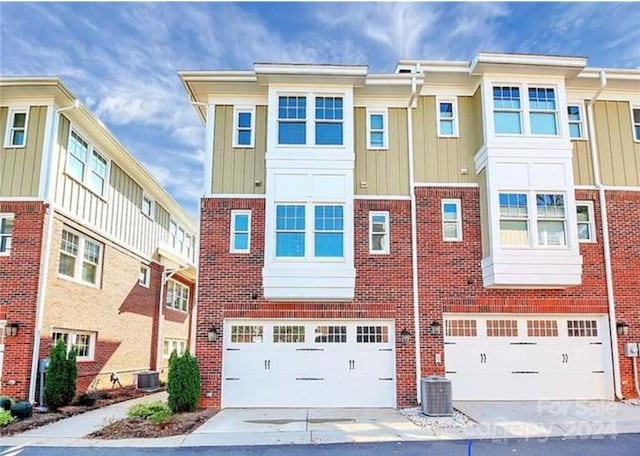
[585,70,623,400]
[407,69,422,403]
[29,100,80,404]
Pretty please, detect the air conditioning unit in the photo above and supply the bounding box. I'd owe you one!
[136,371,160,392]
[421,376,453,417]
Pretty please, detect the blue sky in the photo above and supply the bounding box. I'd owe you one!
[1,2,638,218]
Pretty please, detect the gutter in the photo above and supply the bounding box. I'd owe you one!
[585,70,623,400]
[29,100,80,404]
[407,64,422,402]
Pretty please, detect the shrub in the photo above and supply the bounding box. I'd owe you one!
[44,339,78,409]
[167,349,201,413]
[75,392,100,407]
[10,401,32,420]
[0,410,14,427]
[0,397,12,411]
[128,401,172,424]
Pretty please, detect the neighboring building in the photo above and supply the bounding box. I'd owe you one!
[0,78,198,403]
[182,52,640,409]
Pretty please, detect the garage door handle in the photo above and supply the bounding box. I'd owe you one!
[264,360,271,370]
[349,360,355,370]
[480,353,487,363]
[562,353,569,363]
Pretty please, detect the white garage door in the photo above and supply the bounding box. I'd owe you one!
[222,320,396,408]
[444,314,614,401]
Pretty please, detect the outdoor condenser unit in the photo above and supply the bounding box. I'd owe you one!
[420,376,453,417]
[136,371,160,391]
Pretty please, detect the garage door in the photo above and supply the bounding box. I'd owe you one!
[444,314,614,400]
[222,320,396,408]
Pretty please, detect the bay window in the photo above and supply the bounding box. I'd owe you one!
[493,86,522,134]
[528,88,558,135]
[278,96,306,144]
[275,205,305,257]
[314,205,344,257]
[499,193,529,246]
[315,96,343,145]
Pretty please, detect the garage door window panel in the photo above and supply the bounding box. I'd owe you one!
[231,325,264,343]
[356,326,389,343]
[486,320,518,337]
[446,320,477,337]
[314,325,347,343]
[568,320,598,337]
[273,325,305,343]
[527,320,558,337]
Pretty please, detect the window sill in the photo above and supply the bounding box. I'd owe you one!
[366,146,389,151]
[0,251,11,257]
[77,358,95,363]
[437,135,460,139]
[3,144,26,149]
[369,251,390,255]
[57,273,101,289]
[443,238,463,242]
[138,281,150,288]
[570,137,588,142]
[578,239,597,244]
[232,144,255,149]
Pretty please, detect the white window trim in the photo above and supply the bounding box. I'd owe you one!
[139,263,151,287]
[492,85,524,136]
[166,279,190,313]
[567,103,586,140]
[58,226,103,287]
[141,193,154,219]
[492,83,561,137]
[631,105,640,143]
[0,213,14,256]
[230,209,251,253]
[369,211,390,254]
[366,108,388,150]
[528,86,559,137]
[576,200,596,243]
[4,107,29,148]
[65,127,110,198]
[53,329,96,361]
[436,97,459,138]
[442,199,462,241]
[232,105,255,148]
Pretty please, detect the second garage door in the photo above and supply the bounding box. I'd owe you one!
[222,319,396,408]
[444,314,614,400]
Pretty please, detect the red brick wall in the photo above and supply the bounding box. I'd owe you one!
[0,201,46,399]
[197,197,417,408]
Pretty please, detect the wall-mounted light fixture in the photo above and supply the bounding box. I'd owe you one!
[400,328,411,345]
[428,321,442,336]
[4,323,19,337]
[207,326,219,342]
[617,321,630,336]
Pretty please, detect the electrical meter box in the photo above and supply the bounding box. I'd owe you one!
[624,343,639,357]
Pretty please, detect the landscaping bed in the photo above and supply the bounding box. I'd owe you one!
[0,387,155,436]
[88,407,216,439]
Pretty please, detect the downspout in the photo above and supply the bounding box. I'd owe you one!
[29,100,80,404]
[585,70,623,400]
[407,67,422,402]
[155,266,189,371]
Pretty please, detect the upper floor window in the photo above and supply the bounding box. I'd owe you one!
[314,205,344,257]
[576,201,595,243]
[139,263,151,287]
[367,109,387,149]
[568,105,584,139]
[4,109,28,147]
[369,211,389,254]
[230,210,251,253]
[233,107,254,148]
[633,107,640,142]
[166,279,189,312]
[442,199,462,241]
[493,86,522,134]
[0,214,14,255]
[499,193,529,246]
[67,130,108,196]
[528,88,557,135]
[141,194,153,218]
[169,220,177,248]
[315,96,343,145]
[438,98,458,137]
[58,228,102,286]
[278,96,306,145]
[275,205,305,257]
[536,194,566,246]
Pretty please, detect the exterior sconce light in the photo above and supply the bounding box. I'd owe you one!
[617,321,630,336]
[4,323,19,337]
[207,326,219,342]
[428,321,442,336]
[400,328,411,345]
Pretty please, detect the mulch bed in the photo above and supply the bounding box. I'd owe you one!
[88,408,217,439]
[0,386,156,437]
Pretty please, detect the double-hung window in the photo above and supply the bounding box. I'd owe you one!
[234,107,254,147]
[0,214,14,255]
[633,107,640,141]
[53,330,95,360]
[169,221,177,248]
[438,99,458,137]
[442,199,462,241]
[58,228,102,286]
[177,228,185,253]
[275,205,305,257]
[278,96,306,144]
[529,88,557,135]
[493,86,522,134]
[139,264,151,287]
[4,109,28,147]
[315,96,343,145]
[499,193,529,246]
[67,130,108,197]
[230,210,251,253]
[141,195,153,218]
[314,205,344,257]
[369,211,389,254]
[568,105,584,139]
[367,109,387,149]
[166,279,189,312]
[536,194,566,246]
[576,201,595,242]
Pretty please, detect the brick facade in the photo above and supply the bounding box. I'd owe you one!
[0,201,47,399]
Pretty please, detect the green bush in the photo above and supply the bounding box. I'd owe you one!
[0,396,12,411]
[167,349,201,413]
[128,401,172,424]
[44,339,78,409]
[0,410,14,427]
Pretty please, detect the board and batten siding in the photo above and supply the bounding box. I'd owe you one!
[354,107,409,195]
[413,90,483,184]
[593,100,640,187]
[572,139,595,186]
[0,105,48,197]
[54,115,175,259]
[212,105,266,194]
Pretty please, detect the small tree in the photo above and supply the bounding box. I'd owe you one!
[167,349,201,413]
[44,339,78,409]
